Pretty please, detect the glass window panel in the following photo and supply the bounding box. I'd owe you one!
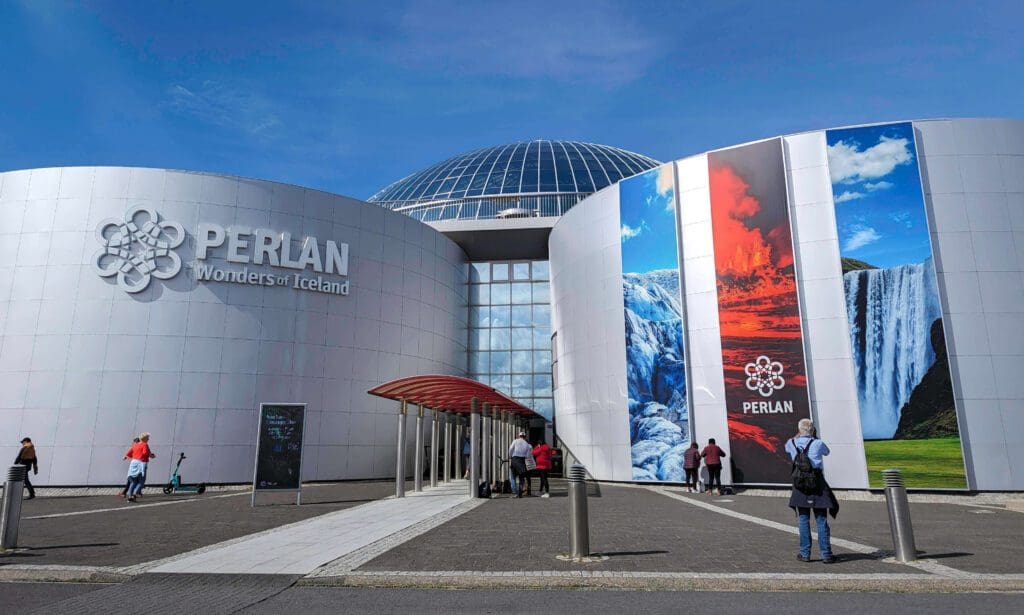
[470,306,491,327]
[470,284,489,305]
[534,326,551,349]
[470,352,487,373]
[534,375,553,397]
[510,283,531,304]
[491,328,511,350]
[470,328,489,351]
[492,263,509,281]
[534,350,552,373]
[510,306,532,327]
[475,373,490,386]
[533,305,551,326]
[532,281,550,304]
[532,261,550,280]
[511,327,533,349]
[491,374,511,395]
[491,283,511,304]
[513,262,530,280]
[489,305,510,327]
[490,352,511,374]
[511,351,532,373]
[534,398,554,418]
[470,262,490,283]
[512,375,532,397]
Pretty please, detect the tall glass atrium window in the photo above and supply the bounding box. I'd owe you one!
[468,260,553,420]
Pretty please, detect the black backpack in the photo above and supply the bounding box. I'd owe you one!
[791,438,819,492]
[478,481,492,498]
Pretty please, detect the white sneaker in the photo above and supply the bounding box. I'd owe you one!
[541,493,550,498]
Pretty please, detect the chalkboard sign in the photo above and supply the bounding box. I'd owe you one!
[253,403,305,497]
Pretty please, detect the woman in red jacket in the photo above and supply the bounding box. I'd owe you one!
[700,438,727,496]
[531,440,553,498]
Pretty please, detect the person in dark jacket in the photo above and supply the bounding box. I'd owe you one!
[682,442,701,492]
[15,437,39,499]
[785,418,839,564]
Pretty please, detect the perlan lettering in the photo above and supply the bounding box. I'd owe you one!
[741,400,794,414]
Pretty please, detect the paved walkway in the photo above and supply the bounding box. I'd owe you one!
[149,481,479,575]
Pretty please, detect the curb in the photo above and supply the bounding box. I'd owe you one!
[0,568,130,584]
[297,571,1024,593]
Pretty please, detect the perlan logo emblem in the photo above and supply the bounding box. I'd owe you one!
[94,206,185,294]
[744,355,785,397]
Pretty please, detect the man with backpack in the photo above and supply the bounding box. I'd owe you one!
[785,418,838,564]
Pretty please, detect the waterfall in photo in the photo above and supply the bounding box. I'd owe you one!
[844,257,942,439]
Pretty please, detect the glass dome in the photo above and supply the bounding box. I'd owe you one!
[369,140,660,222]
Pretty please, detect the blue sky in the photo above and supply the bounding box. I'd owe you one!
[620,165,676,274]
[2,1,1022,200]
[827,122,930,268]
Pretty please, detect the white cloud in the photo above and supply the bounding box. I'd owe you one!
[168,81,282,139]
[389,1,666,88]
[621,223,643,240]
[865,181,894,191]
[835,191,865,203]
[828,135,913,185]
[889,211,914,228]
[843,225,882,252]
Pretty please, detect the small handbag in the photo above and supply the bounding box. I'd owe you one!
[525,452,537,471]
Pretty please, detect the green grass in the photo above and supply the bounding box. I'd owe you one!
[863,437,967,489]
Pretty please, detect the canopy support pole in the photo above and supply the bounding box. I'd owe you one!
[430,407,439,488]
[413,404,424,492]
[395,399,407,498]
[481,403,491,487]
[443,412,452,483]
[470,398,480,498]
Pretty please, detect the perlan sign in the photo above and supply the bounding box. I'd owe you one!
[95,206,350,295]
[195,223,350,295]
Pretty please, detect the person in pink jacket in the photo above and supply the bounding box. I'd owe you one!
[531,440,553,498]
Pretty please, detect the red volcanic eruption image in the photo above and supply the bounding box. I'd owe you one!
[707,139,811,484]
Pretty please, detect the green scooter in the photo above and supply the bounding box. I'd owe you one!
[163,452,207,495]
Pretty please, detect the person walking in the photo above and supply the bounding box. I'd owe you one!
[508,432,532,498]
[785,418,839,564]
[125,456,146,503]
[461,434,471,479]
[531,439,553,498]
[682,442,700,493]
[15,437,39,500]
[125,433,155,498]
[700,438,726,495]
[118,437,141,498]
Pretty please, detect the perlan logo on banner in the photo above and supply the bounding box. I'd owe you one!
[95,205,350,296]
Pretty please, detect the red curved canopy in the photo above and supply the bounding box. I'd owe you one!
[368,375,538,417]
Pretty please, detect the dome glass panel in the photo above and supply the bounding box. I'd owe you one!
[369,139,660,222]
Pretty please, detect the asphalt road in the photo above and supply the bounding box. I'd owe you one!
[2,583,1022,615]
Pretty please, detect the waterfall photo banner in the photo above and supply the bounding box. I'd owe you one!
[826,122,967,488]
[618,163,689,482]
[707,138,811,484]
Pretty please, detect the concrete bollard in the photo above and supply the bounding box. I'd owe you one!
[1,465,27,550]
[567,464,590,558]
[882,468,917,562]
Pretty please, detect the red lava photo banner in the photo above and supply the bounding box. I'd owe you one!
[707,138,811,484]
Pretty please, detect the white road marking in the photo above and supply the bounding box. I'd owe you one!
[650,486,982,579]
[22,492,248,520]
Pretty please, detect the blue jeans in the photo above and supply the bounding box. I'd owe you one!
[797,507,832,559]
[127,474,144,497]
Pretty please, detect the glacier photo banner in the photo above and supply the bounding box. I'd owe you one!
[826,122,966,488]
[707,139,811,484]
[619,163,689,481]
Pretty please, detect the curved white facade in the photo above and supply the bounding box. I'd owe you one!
[551,119,1024,490]
[0,167,468,485]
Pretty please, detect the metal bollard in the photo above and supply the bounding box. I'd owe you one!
[1,465,27,550]
[882,468,917,562]
[568,464,590,558]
